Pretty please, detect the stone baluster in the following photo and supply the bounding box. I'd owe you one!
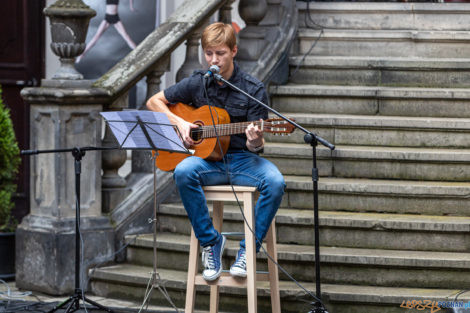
[145,56,171,107]
[131,56,171,174]
[101,125,130,213]
[260,0,282,26]
[219,0,235,25]
[176,24,206,83]
[102,125,127,191]
[237,0,268,61]
[101,92,131,213]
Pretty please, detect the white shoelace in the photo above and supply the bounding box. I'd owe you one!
[202,246,215,270]
[233,251,246,269]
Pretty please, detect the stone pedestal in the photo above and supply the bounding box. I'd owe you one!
[15,93,114,295]
[16,215,113,295]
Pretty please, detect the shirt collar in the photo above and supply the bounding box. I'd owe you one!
[229,61,241,83]
[217,61,240,88]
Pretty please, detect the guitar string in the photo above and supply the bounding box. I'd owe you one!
[199,121,289,138]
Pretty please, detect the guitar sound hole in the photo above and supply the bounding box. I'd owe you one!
[190,127,203,141]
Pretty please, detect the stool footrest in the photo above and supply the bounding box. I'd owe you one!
[221,269,268,275]
[220,231,244,237]
[194,273,270,287]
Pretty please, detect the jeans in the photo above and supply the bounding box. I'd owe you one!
[173,151,285,252]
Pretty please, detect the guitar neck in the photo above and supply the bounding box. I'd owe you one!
[197,120,264,139]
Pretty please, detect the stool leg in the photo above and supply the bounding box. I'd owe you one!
[243,191,257,313]
[210,201,224,313]
[185,229,199,313]
[266,222,281,313]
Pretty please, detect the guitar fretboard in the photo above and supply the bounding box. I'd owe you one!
[193,120,265,139]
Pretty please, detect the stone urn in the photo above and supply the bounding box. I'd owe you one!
[43,0,96,80]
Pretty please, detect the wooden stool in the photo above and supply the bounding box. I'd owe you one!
[184,185,281,313]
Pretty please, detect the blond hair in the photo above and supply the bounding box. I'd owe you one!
[201,22,237,50]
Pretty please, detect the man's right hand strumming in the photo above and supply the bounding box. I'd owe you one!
[147,90,198,147]
[177,119,198,148]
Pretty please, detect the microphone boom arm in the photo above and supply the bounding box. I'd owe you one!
[213,73,335,150]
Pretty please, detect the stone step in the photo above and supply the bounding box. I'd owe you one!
[156,203,470,252]
[269,84,470,118]
[124,232,470,289]
[90,263,304,313]
[263,142,470,181]
[288,56,470,88]
[10,280,213,313]
[265,113,470,148]
[297,2,470,31]
[89,263,470,313]
[297,28,470,58]
[283,175,470,215]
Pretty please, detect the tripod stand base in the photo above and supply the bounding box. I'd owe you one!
[308,301,329,313]
[47,289,114,313]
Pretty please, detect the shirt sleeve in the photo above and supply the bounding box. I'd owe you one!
[246,84,269,122]
[163,75,200,105]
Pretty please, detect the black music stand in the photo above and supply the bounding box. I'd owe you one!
[22,111,187,313]
[100,110,189,153]
[101,110,189,312]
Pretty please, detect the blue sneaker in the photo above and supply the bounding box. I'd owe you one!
[229,248,247,278]
[202,235,226,281]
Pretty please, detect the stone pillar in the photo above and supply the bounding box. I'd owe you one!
[16,96,114,295]
[16,0,114,295]
[237,0,268,61]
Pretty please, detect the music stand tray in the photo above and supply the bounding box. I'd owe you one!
[100,110,189,154]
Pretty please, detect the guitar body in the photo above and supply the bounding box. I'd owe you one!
[156,103,231,171]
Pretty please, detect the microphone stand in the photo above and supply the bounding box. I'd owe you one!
[22,112,187,313]
[21,146,115,313]
[212,73,334,313]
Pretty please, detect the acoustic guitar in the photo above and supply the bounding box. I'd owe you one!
[155,103,295,171]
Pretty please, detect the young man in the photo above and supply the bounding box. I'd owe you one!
[146,22,285,281]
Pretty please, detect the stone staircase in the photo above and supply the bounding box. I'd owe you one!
[89,3,470,312]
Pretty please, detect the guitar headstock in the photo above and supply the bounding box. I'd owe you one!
[264,118,296,135]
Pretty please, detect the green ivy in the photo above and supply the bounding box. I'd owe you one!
[0,85,20,232]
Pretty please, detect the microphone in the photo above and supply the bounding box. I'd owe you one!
[203,65,220,78]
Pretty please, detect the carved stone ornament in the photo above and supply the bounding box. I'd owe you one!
[44,0,96,80]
